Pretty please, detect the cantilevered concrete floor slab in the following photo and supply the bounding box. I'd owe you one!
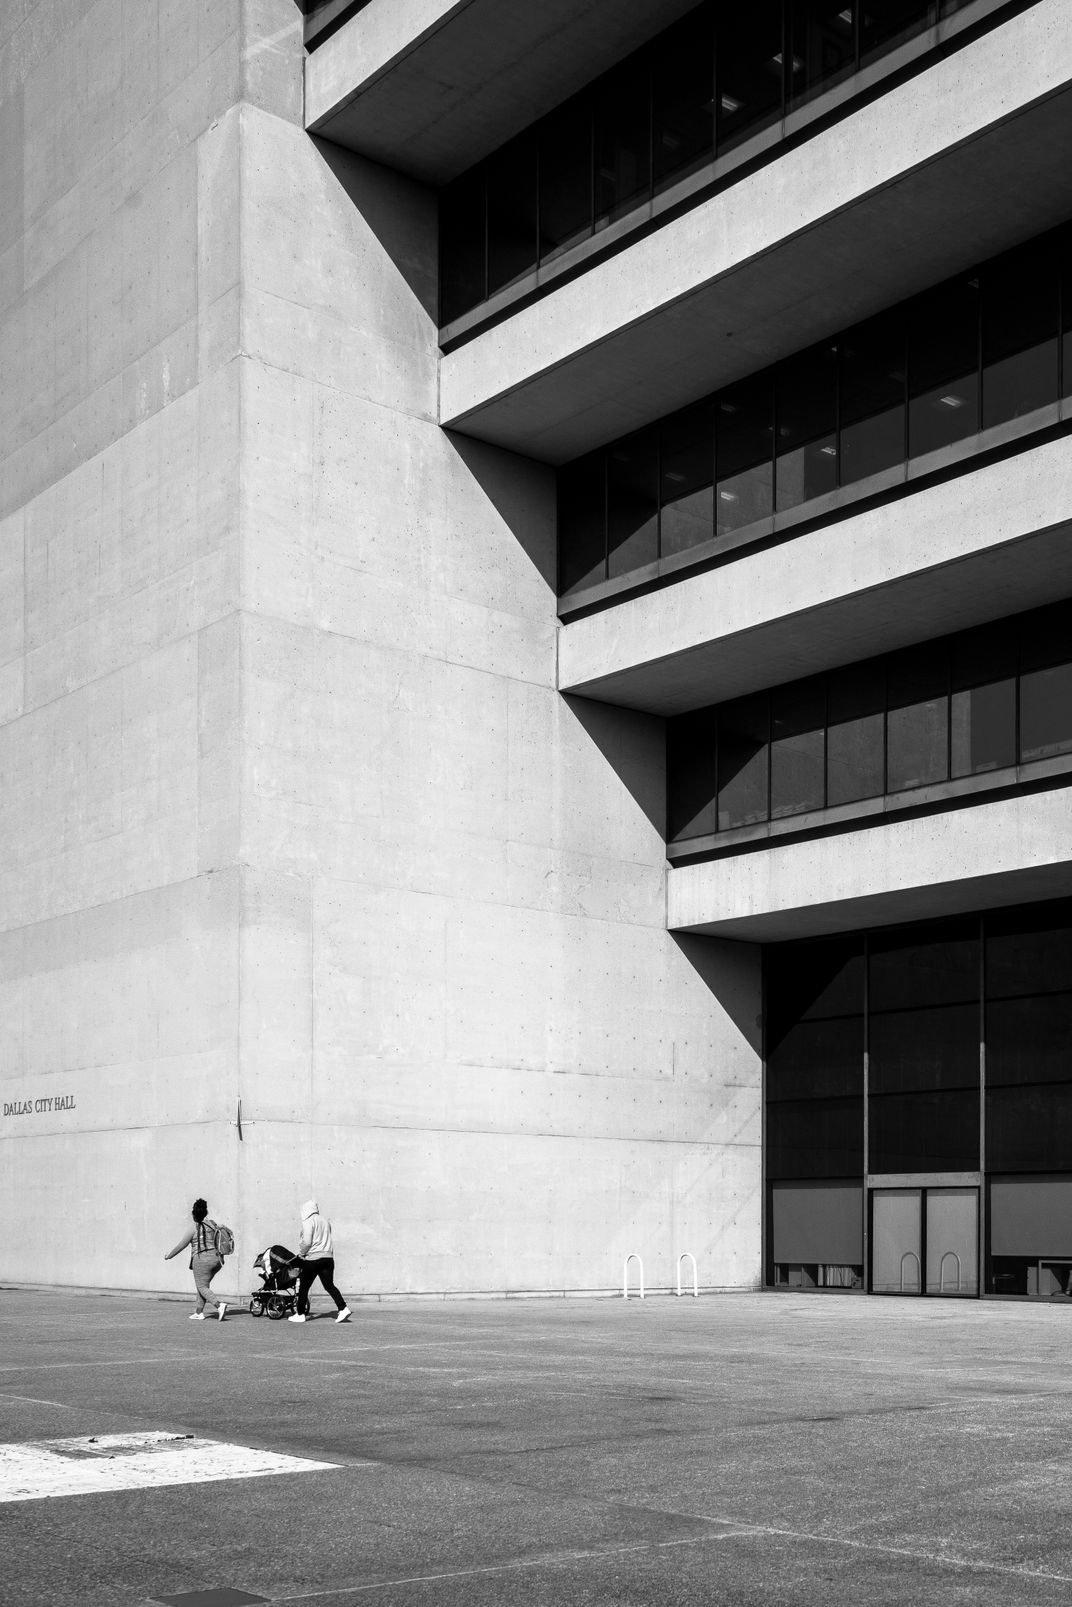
[5,1290,1072,1605]
[669,788,1072,942]
[306,0,697,183]
[558,434,1072,717]
[440,0,1072,462]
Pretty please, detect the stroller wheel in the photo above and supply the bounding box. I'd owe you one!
[249,1296,264,1318]
[266,1293,289,1320]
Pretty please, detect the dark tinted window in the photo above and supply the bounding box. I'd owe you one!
[770,678,826,817]
[950,622,1017,779]
[539,98,592,263]
[439,172,485,325]
[717,694,769,828]
[909,279,980,456]
[869,922,980,1173]
[839,312,906,485]
[981,243,1059,428]
[869,1090,980,1172]
[660,401,715,556]
[557,456,604,595]
[1020,603,1072,761]
[594,61,651,228]
[860,0,931,62]
[653,10,716,190]
[767,1098,866,1178]
[665,596,1072,842]
[667,708,719,841]
[886,646,948,792]
[766,938,864,1179]
[716,374,773,533]
[716,2,784,152]
[486,135,538,297]
[776,344,838,511]
[986,908,1072,1170]
[788,0,856,111]
[826,659,885,805]
[606,429,658,578]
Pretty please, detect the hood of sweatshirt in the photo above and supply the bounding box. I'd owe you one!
[301,1199,319,1219]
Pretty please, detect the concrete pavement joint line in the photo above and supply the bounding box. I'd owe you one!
[271,1515,1072,1599]
[0,1394,80,1410]
[0,1353,262,1375]
[268,1531,759,1601]
[687,1513,1072,1586]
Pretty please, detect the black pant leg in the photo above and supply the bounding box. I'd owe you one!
[296,1259,317,1315]
[316,1257,346,1310]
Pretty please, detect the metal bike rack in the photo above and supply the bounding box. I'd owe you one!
[939,1250,962,1293]
[623,1252,644,1299]
[899,1250,921,1292]
[676,1252,698,1298]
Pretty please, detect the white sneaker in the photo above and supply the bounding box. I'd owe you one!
[335,1308,351,1323]
[217,1303,227,1322]
[287,1314,306,1323]
[189,1312,205,1321]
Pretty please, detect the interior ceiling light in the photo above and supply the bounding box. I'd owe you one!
[719,490,739,502]
[719,402,738,414]
[720,94,742,113]
[838,8,853,22]
[939,394,965,408]
[820,445,838,456]
[664,471,687,483]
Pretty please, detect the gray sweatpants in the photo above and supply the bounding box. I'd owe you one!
[192,1252,223,1312]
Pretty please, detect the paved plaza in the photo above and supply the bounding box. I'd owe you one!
[2,1288,1072,1605]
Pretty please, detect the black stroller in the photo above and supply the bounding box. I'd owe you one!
[249,1246,301,1319]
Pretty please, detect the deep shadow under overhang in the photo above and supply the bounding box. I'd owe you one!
[440,81,1072,463]
[306,0,697,185]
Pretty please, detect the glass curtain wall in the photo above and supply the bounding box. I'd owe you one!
[442,0,970,324]
[559,227,1072,598]
[667,600,1072,847]
[765,899,1072,1296]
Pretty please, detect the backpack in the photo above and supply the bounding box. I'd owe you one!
[197,1220,235,1258]
[213,1223,235,1257]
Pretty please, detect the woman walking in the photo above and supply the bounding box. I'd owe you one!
[165,1198,227,1321]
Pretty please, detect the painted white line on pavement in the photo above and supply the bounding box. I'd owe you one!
[0,1394,79,1410]
[0,1431,344,1503]
[268,1516,1072,1601]
[272,1531,758,1600]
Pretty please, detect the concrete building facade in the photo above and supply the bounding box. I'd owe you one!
[1,0,1067,1303]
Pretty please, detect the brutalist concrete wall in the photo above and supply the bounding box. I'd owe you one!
[0,0,263,1291]
[0,0,762,1296]
[228,6,762,1296]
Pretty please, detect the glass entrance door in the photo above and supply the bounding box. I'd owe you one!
[872,1188,922,1293]
[925,1187,978,1295]
[870,1186,979,1296]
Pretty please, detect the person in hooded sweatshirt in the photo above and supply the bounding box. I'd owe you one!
[288,1199,351,1324]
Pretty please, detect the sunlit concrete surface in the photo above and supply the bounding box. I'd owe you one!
[0,0,758,1299]
[3,1289,1072,1605]
[668,787,1072,941]
[0,1431,339,1503]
